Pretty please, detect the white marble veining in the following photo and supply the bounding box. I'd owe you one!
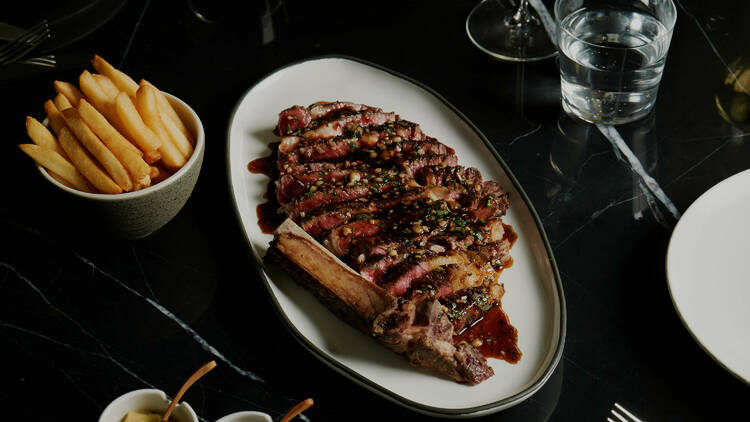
[675,0,749,95]
[596,124,681,220]
[509,124,544,146]
[0,262,159,390]
[74,254,266,383]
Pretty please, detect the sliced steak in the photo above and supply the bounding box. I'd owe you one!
[267,102,517,385]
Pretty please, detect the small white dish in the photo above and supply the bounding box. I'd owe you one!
[667,168,750,385]
[215,411,273,422]
[98,388,198,422]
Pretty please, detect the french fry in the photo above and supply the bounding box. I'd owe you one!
[26,116,65,157]
[79,70,135,141]
[92,55,139,97]
[135,85,186,169]
[114,91,162,152]
[49,171,76,189]
[53,81,84,105]
[58,126,122,194]
[150,164,171,184]
[143,150,162,164]
[141,79,194,145]
[78,99,150,185]
[149,166,159,179]
[18,144,94,192]
[77,99,141,156]
[79,70,114,108]
[79,70,120,125]
[43,100,67,138]
[23,118,78,190]
[54,92,73,111]
[160,106,194,158]
[92,73,121,99]
[132,176,151,191]
[62,107,133,192]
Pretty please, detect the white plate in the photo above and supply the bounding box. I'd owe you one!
[227,56,566,418]
[667,169,750,385]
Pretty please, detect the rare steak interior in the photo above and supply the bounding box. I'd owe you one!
[258,101,520,384]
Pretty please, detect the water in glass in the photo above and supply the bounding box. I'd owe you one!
[559,7,672,124]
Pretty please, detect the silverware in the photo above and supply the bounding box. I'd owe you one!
[0,22,25,41]
[608,402,644,422]
[17,54,56,68]
[0,20,50,65]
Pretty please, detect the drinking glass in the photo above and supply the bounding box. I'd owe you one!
[554,0,676,124]
[467,0,557,62]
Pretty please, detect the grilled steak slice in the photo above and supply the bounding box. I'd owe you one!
[302,110,396,139]
[276,106,311,136]
[372,297,493,384]
[266,102,518,385]
[283,181,395,219]
[308,101,382,120]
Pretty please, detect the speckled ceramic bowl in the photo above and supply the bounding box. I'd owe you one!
[36,92,205,240]
[98,388,198,422]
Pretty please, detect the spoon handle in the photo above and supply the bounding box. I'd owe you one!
[279,398,314,422]
[162,360,217,422]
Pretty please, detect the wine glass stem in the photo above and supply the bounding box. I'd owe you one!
[509,0,533,26]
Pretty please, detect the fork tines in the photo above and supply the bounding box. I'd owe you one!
[18,54,56,68]
[0,20,50,65]
[607,402,644,422]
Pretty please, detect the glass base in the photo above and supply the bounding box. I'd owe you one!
[562,97,652,125]
[466,0,557,62]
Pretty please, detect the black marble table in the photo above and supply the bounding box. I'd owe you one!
[2,1,748,420]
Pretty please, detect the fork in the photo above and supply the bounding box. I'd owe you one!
[17,54,56,68]
[608,402,644,422]
[0,20,50,65]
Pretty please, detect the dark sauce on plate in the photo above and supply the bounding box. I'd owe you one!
[248,142,283,234]
[455,303,522,364]
[454,223,521,363]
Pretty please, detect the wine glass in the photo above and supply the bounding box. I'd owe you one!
[466,0,557,62]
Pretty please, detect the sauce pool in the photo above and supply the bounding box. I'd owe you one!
[248,142,283,234]
[455,304,522,364]
[454,223,520,363]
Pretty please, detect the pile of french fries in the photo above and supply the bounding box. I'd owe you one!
[19,55,195,194]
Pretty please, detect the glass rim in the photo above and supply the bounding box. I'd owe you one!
[554,0,677,48]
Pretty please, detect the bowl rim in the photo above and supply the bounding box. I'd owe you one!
[214,410,273,422]
[98,388,198,422]
[36,92,205,201]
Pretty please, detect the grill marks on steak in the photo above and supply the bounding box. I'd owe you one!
[270,102,515,384]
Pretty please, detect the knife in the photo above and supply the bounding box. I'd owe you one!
[0,50,91,84]
[0,22,25,41]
